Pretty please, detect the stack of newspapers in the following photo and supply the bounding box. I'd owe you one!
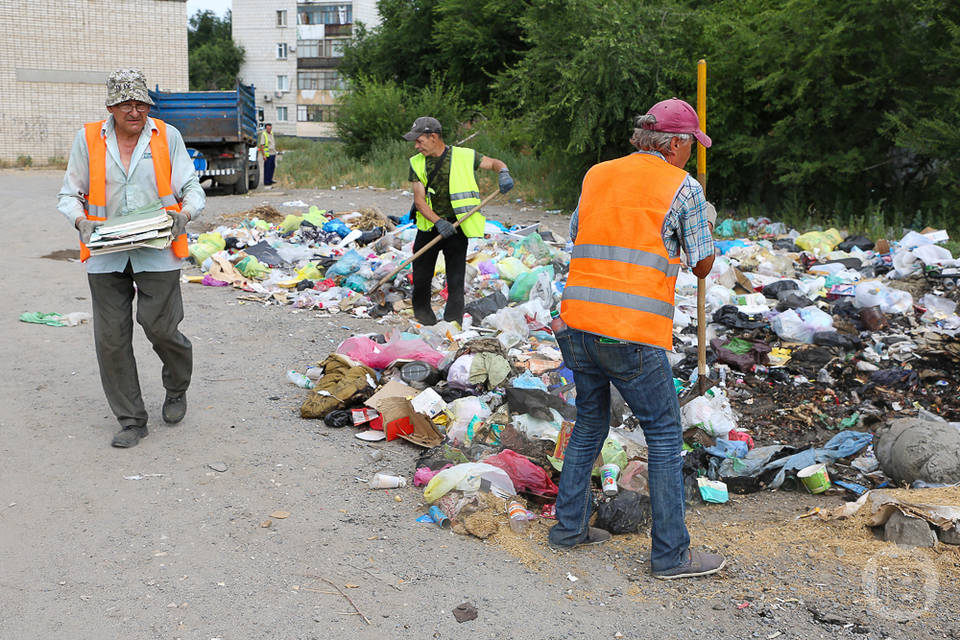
[86,209,172,256]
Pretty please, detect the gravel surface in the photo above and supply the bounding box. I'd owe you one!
[2,169,958,640]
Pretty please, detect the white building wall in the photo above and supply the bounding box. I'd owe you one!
[233,0,299,135]
[0,0,189,163]
[234,0,380,139]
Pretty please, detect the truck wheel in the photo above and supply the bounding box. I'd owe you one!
[248,162,259,190]
[233,161,249,194]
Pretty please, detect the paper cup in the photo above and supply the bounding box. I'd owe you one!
[600,463,620,496]
[797,463,831,494]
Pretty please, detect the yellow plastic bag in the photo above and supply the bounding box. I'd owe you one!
[189,232,225,264]
[280,215,303,234]
[794,228,843,255]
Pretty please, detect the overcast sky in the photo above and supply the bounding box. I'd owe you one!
[186,0,232,19]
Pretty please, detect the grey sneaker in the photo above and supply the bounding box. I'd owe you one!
[653,549,726,580]
[549,526,612,550]
[162,393,187,424]
[111,425,148,448]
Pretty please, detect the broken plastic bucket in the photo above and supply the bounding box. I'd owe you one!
[797,463,831,494]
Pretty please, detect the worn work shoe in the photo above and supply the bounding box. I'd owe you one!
[162,393,187,424]
[549,526,612,551]
[111,425,148,448]
[653,549,726,580]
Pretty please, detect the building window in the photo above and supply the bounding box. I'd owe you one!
[297,4,352,25]
[277,75,289,91]
[296,39,347,58]
[276,106,288,122]
[297,104,337,122]
[276,42,288,59]
[277,10,287,27]
[297,70,344,90]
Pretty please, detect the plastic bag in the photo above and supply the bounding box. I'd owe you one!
[189,232,226,265]
[594,491,651,534]
[511,408,563,440]
[496,256,530,283]
[681,392,737,438]
[794,228,843,255]
[234,255,270,279]
[770,306,833,343]
[423,462,516,503]
[483,449,558,496]
[446,396,492,445]
[322,218,351,238]
[854,281,913,314]
[337,331,445,369]
[327,249,364,277]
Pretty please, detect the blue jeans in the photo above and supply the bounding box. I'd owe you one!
[549,328,690,572]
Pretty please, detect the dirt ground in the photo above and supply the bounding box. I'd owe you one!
[2,169,958,640]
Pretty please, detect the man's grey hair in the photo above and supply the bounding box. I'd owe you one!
[630,114,693,154]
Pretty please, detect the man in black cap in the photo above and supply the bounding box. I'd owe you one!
[403,116,514,325]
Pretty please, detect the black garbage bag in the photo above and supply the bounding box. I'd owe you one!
[712,305,766,329]
[594,490,652,534]
[772,239,799,252]
[464,291,508,322]
[838,235,875,252]
[763,280,800,299]
[776,292,814,311]
[813,331,860,350]
[869,368,919,390]
[295,279,315,291]
[323,409,352,428]
[244,240,285,267]
[505,387,576,421]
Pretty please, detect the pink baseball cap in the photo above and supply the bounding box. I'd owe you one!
[642,98,712,148]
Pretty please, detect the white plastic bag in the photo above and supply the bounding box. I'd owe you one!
[423,462,516,502]
[770,306,833,343]
[854,281,913,314]
[680,392,737,438]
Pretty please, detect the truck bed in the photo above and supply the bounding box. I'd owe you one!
[148,84,257,146]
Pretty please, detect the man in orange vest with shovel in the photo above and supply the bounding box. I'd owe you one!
[57,69,205,448]
[549,98,724,579]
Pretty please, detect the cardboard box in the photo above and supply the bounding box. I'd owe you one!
[378,396,443,447]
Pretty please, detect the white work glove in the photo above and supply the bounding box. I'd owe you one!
[75,218,99,244]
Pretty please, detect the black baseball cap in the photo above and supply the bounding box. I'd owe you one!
[402,116,442,141]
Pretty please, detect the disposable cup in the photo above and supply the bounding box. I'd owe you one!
[797,463,831,494]
[370,473,407,489]
[600,463,620,496]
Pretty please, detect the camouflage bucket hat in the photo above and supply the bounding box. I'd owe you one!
[105,68,154,107]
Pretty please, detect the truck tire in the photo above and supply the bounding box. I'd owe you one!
[233,160,249,194]
[247,161,259,190]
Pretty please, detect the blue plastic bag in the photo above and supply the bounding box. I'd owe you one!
[327,249,364,276]
[322,218,351,238]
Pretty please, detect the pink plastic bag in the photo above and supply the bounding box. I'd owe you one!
[483,449,558,497]
[413,464,452,487]
[337,331,445,369]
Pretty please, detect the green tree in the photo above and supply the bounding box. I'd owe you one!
[188,10,245,90]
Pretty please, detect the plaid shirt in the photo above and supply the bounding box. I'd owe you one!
[569,151,714,264]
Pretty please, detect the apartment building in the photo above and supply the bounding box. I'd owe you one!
[0,0,188,164]
[232,0,379,138]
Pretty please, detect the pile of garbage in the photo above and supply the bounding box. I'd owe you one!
[186,204,960,541]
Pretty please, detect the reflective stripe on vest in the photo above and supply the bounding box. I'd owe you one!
[560,153,687,349]
[409,146,485,237]
[79,118,187,262]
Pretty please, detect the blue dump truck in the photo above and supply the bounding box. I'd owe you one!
[148,83,260,194]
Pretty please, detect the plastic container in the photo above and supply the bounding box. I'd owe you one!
[286,370,315,389]
[400,361,441,388]
[550,309,568,335]
[370,473,407,489]
[507,500,529,533]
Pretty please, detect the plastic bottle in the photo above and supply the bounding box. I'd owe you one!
[507,500,529,533]
[370,473,407,489]
[286,370,316,389]
[549,309,568,334]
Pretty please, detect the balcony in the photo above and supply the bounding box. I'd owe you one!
[324,23,352,37]
[298,57,342,69]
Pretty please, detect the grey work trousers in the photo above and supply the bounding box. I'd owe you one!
[87,263,192,428]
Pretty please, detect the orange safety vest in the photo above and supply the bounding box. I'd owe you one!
[80,118,188,262]
[560,153,687,349]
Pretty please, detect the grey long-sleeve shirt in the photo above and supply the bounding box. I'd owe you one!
[57,115,205,273]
